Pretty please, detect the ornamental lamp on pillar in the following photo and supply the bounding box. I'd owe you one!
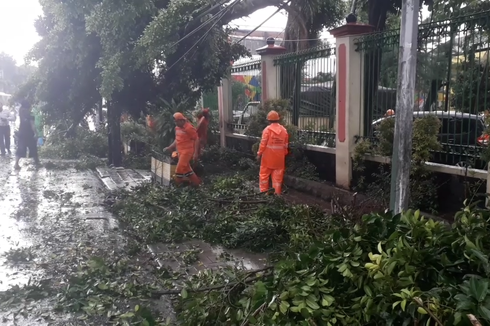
[256,38,286,102]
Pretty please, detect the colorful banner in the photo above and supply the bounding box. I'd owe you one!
[232,75,261,101]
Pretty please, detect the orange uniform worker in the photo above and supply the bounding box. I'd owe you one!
[196,108,210,159]
[163,112,201,186]
[256,110,289,195]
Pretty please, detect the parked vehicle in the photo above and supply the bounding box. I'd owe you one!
[372,111,487,168]
[233,101,260,125]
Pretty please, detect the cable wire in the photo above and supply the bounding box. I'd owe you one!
[166,0,239,72]
[234,6,284,44]
[169,0,240,49]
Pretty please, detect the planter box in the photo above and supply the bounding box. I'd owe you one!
[151,156,176,186]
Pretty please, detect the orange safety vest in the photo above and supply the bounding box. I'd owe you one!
[175,121,198,154]
[257,123,289,170]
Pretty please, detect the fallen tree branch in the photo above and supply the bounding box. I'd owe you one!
[468,314,482,326]
[211,188,274,202]
[150,266,273,297]
[413,297,443,326]
[209,199,269,204]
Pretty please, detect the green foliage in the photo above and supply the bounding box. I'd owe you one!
[245,99,291,138]
[175,205,490,325]
[452,58,490,114]
[110,174,328,252]
[353,115,442,212]
[40,127,108,160]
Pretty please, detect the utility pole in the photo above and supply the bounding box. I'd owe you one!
[389,0,419,214]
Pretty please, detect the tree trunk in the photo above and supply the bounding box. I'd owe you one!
[65,106,93,138]
[106,101,123,167]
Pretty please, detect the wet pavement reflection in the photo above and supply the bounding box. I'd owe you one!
[0,156,123,325]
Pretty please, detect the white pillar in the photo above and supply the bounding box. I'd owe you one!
[330,23,374,189]
[217,78,232,148]
[256,38,286,102]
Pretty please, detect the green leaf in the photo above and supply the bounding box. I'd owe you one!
[417,307,427,314]
[478,305,490,321]
[469,277,488,302]
[465,236,478,250]
[306,297,320,310]
[279,301,289,314]
[364,285,373,297]
[135,305,140,312]
[181,288,188,299]
[119,312,135,318]
[97,283,108,290]
[322,295,335,307]
[401,300,407,311]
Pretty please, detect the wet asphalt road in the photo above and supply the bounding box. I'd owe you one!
[0,155,144,325]
[0,155,114,324]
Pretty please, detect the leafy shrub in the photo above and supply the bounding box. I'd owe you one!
[176,204,490,326]
[40,127,108,159]
[353,115,442,212]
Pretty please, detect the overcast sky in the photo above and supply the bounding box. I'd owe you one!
[0,1,428,64]
[0,2,298,64]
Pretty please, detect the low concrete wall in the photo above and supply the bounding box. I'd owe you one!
[283,175,360,205]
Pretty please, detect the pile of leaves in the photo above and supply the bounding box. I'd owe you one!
[175,203,490,325]
[40,126,108,160]
[109,174,329,253]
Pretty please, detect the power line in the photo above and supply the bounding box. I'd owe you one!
[234,7,284,44]
[166,0,240,72]
[169,0,239,49]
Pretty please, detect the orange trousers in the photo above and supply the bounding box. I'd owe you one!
[259,165,285,194]
[174,152,201,186]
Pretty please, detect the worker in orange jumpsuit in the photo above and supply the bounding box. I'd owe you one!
[256,110,289,195]
[196,108,210,159]
[163,112,201,186]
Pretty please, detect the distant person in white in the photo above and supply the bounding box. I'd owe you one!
[0,105,16,156]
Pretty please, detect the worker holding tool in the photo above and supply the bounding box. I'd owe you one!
[256,110,289,195]
[196,108,210,159]
[163,112,201,186]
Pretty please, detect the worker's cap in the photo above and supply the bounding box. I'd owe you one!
[173,112,186,120]
[202,108,210,116]
[267,110,280,121]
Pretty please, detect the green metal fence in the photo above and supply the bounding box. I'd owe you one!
[274,44,336,147]
[355,10,490,168]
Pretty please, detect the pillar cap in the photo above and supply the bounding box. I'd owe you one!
[329,23,375,38]
[256,38,287,56]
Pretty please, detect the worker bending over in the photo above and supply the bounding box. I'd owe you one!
[196,108,210,159]
[256,110,289,195]
[164,112,201,186]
